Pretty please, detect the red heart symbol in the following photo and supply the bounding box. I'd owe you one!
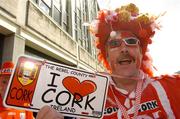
[62,76,97,100]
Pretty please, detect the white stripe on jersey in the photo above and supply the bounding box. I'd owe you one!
[151,81,175,119]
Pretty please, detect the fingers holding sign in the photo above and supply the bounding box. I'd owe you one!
[36,106,64,119]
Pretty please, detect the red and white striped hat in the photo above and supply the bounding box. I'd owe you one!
[0,61,14,75]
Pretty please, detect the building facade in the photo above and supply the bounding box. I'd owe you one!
[0,0,105,72]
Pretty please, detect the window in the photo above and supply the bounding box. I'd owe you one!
[81,0,93,53]
[54,0,60,10]
[82,0,88,22]
[74,0,82,42]
[53,0,61,25]
[63,11,67,24]
[36,0,72,35]
[62,11,69,31]
[53,6,61,24]
[75,29,78,41]
[39,0,52,15]
[62,0,71,33]
[43,0,51,7]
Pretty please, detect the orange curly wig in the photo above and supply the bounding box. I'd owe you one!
[90,3,160,76]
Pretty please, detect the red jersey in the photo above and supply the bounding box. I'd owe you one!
[103,75,180,119]
[0,96,34,119]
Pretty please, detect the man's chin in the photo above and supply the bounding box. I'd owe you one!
[115,72,132,77]
[115,65,133,71]
[114,67,138,77]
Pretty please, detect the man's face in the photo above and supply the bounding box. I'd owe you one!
[0,75,10,98]
[107,31,142,78]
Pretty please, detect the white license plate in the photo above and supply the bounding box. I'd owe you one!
[3,56,109,119]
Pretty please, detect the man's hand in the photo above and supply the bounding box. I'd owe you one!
[36,106,64,119]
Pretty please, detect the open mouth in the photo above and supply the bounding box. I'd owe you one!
[117,54,135,65]
[118,59,133,65]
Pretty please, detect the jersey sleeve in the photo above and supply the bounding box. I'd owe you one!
[153,74,180,118]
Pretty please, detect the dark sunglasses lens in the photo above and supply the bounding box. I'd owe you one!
[109,40,121,48]
[125,38,138,45]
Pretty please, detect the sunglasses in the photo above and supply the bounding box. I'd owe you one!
[107,37,140,48]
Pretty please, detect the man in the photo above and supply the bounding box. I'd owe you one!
[36,3,180,119]
[0,61,34,119]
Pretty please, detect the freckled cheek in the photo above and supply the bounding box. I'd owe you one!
[108,48,120,55]
[129,49,142,66]
[109,57,116,64]
[108,54,118,63]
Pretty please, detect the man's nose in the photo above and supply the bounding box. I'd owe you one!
[120,42,128,53]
